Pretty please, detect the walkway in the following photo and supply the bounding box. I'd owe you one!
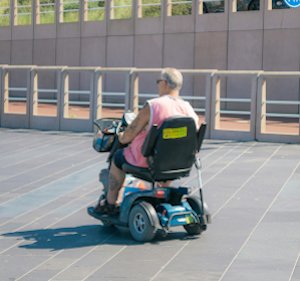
[0,128,299,281]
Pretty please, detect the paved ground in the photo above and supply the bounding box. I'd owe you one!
[0,128,299,281]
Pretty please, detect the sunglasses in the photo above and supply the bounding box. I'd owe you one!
[156,79,166,84]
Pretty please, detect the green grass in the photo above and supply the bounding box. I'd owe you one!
[0,0,10,26]
[142,0,160,18]
[171,0,192,16]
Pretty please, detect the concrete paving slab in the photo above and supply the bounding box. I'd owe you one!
[0,129,300,281]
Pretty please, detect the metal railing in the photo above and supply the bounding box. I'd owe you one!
[110,0,132,19]
[167,0,192,16]
[137,0,161,18]
[94,68,135,119]
[211,71,262,141]
[256,72,300,143]
[1,66,300,142]
[84,0,105,21]
[36,0,55,24]
[59,0,79,22]
[14,2,31,25]
[0,6,10,20]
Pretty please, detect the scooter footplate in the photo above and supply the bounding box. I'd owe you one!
[87,207,126,227]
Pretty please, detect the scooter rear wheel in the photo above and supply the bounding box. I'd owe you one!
[129,204,156,242]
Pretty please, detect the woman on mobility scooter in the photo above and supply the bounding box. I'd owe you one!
[93,67,201,215]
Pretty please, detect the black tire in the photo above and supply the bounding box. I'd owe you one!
[248,0,260,10]
[129,204,156,242]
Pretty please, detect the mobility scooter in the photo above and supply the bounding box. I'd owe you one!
[87,112,211,242]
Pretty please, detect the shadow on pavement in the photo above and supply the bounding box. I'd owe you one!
[1,225,200,251]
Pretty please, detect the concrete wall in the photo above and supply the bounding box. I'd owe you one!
[1,0,300,112]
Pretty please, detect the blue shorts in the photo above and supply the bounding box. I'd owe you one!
[113,148,129,170]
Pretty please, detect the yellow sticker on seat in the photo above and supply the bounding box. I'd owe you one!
[163,127,187,139]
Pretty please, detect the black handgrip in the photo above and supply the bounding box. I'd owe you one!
[197,123,207,152]
[142,124,158,157]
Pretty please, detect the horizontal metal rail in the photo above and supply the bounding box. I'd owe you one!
[34,99,57,103]
[60,9,79,13]
[0,14,9,17]
[137,93,158,98]
[60,1,79,4]
[65,101,90,105]
[16,5,31,8]
[264,100,300,105]
[34,89,58,93]
[0,6,9,9]
[99,92,125,96]
[113,5,132,8]
[17,12,31,15]
[140,3,161,6]
[99,103,125,107]
[194,108,206,112]
[38,3,55,7]
[5,97,27,101]
[218,98,251,103]
[85,7,105,11]
[218,110,251,115]
[66,90,90,94]
[169,1,191,4]
[263,113,300,118]
[6,87,27,91]
[86,0,105,2]
[183,96,206,100]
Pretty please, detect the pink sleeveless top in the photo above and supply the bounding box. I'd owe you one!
[123,95,199,168]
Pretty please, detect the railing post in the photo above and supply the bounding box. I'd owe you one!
[124,71,131,112]
[198,0,203,15]
[3,69,9,114]
[95,71,102,120]
[32,70,38,116]
[63,71,69,119]
[258,76,267,134]
[212,74,221,130]
[133,73,139,115]
[59,0,64,23]
[166,0,172,16]
[84,0,88,21]
[137,0,142,18]
[110,0,114,19]
[36,0,40,24]
[14,0,17,26]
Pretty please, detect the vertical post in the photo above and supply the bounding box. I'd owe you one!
[63,71,69,118]
[59,0,64,23]
[214,75,221,130]
[32,71,38,116]
[137,0,142,18]
[167,0,172,16]
[14,0,18,26]
[260,77,267,133]
[133,73,139,115]
[232,0,237,12]
[3,70,9,113]
[36,0,40,24]
[124,71,131,112]
[205,72,215,139]
[56,68,63,121]
[96,72,102,119]
[250,73,259,140]
[89,70,94,123]
[268,0,272,10]
[198,0,203,15]
[84,0,88,21]
[110,0,114,19]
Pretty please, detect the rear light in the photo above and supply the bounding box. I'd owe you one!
[154,189,166,198]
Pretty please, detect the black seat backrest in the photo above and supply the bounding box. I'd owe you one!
[142,116,197,172]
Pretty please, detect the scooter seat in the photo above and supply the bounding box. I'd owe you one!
[121,163,191,183]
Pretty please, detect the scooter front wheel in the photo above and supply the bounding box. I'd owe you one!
[129,204,156,242]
